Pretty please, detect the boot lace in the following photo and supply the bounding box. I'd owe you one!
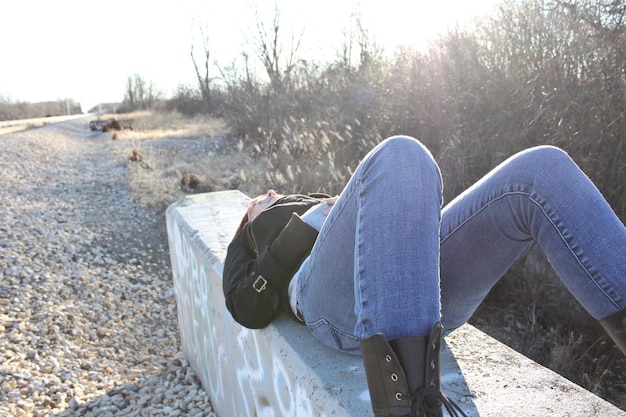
[409,386,468,417]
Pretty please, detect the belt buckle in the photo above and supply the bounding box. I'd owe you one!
[253,275,268,293]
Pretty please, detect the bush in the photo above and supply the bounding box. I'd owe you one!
[213,0,626,215]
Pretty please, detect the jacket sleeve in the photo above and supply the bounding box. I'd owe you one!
[223,213,318,329]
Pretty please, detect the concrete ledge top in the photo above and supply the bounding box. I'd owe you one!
[167,190,625,417]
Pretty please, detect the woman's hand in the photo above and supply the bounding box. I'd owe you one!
[301,197,338,231]
[322,196,338,216]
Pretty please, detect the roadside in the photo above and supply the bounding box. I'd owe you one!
[0,118,216,416]
[0,114,89,136]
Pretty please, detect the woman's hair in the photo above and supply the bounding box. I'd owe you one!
[232,193,266,240]
[233,211,249,240]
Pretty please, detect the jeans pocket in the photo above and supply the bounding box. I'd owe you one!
[307,319,361,354]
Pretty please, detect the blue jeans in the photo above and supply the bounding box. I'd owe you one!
[295,136,626,354]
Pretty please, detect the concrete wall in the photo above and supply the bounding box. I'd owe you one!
[166,190,625,417]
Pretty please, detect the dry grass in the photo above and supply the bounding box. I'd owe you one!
[108,111,268,209]
[108,111,354,210]
[97,111,228,141]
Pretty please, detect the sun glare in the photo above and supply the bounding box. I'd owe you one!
[1,0,498,109]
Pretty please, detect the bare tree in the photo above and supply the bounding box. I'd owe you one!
[145,78,160,109]
[250,2,303,90]
[124,74,160,110]
[337,6,382,74]
[124,76,136,108]
[134,74,146,105]
[191,21,211,111]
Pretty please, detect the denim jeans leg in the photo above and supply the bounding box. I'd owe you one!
[297,136,443,353]
[440,146,626,331]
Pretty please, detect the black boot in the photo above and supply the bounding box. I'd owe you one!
[600,308,626,356]
[360,322,466,417]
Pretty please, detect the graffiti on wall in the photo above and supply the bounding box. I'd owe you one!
[167,211,331,417]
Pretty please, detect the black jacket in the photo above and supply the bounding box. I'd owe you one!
[223,195,323,329]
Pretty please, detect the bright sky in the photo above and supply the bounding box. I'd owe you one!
[1,0,499,113]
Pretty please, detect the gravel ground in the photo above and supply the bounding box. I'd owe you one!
[0,119,216,416]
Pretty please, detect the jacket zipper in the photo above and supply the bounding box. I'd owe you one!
[247,227,259,255]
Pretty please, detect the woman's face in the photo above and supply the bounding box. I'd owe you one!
[247,190,281,221]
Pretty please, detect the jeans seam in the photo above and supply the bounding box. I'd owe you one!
[355,175,370,339]
[441,191,525,244]
[442,189,621,310]
[528,194,622,309]
[306,318,361,344]
[296,180,359,332]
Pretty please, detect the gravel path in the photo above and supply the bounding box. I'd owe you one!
[0,120,216,416]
